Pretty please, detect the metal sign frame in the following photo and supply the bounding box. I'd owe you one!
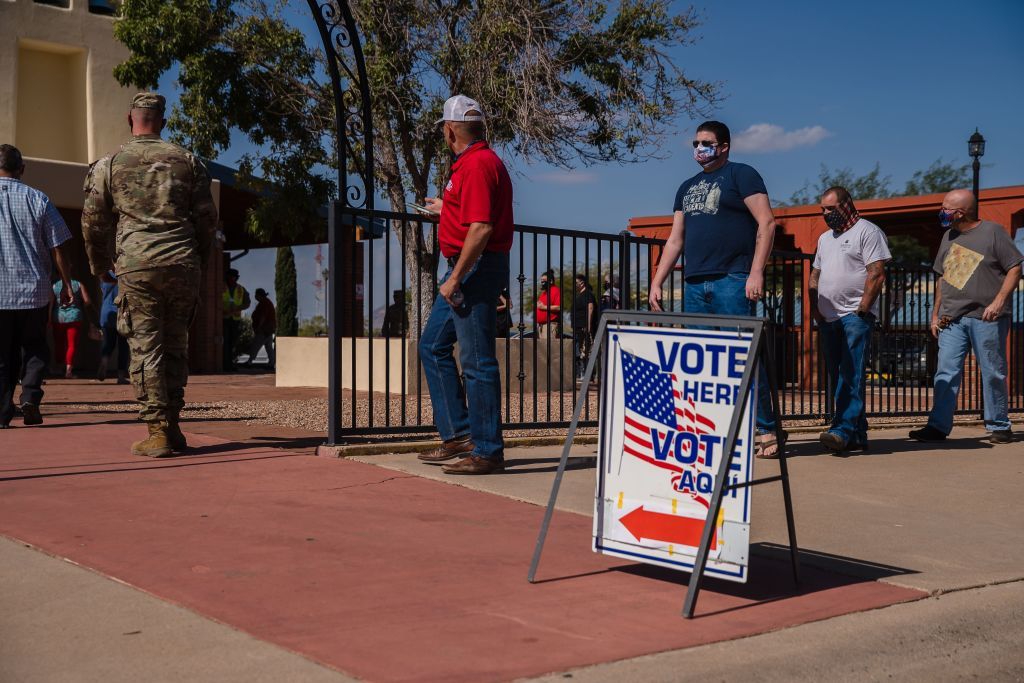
[527,310,800,618]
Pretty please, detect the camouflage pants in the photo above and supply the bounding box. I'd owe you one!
[117,265,200,424]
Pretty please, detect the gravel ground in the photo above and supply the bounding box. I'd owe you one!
[64,394,1003,439]
[63,395,604,437]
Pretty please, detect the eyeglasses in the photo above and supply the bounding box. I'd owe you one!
[691,140,719,148]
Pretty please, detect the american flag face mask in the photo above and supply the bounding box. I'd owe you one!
[825,196,859,232]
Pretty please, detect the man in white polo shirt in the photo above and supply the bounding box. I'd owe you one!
[809,186,891,453]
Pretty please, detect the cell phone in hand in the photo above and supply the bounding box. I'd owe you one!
[406,202,439,216]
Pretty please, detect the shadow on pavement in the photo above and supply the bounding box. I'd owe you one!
[784,435,995,459]
[609,543,918,618]
[500,455,596,475]
[0,452,307,483]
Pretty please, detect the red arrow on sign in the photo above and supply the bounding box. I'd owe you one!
[619,506,716,549]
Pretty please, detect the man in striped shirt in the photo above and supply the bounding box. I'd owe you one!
[0,144,76,428]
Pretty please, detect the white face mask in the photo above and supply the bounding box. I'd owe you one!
[693,143,720,166]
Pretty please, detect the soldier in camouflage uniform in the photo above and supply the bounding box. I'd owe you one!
[82,92,218,457]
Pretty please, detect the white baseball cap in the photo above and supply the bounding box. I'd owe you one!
[436,94,486,124]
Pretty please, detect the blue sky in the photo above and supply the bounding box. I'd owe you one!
[192,0,1024,322]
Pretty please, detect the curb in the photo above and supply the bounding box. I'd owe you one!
[317,434,600,457]
[315,417,1002,457]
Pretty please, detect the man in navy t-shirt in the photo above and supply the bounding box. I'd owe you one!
[648,120,784,458]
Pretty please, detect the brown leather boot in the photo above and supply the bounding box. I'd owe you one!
[166,410,187,451]
[418,435,474,462]
[132,422,173,458]
[442,455,505,475]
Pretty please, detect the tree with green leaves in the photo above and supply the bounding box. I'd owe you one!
[788,163,893,205]
[298,314,328,337]
[886,234,930,265]
[902,158,971,196]
[275,246,299,336]
[112,0,718,330]
[787,158,972,205]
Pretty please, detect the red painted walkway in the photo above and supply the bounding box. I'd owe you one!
[1,417,924,682]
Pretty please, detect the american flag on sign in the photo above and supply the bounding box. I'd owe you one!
[621,349,717,506]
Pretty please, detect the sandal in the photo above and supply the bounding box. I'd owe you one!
[755,429,788,459]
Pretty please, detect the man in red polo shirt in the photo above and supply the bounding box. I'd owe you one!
[417,95,513,475]
[534,269,562,338]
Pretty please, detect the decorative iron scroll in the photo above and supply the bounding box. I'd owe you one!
[307,0,374,210]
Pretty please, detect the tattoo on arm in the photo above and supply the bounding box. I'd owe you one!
[859,261,886,309]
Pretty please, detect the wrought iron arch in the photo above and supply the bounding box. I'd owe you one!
[307,0,374,446]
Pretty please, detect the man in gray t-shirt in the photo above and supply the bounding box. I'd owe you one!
[810,186,891,453]
[910,189,1023,445]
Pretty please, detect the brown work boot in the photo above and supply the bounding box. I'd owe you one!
[418,435,474,463]
[166,410,187,451]
[441,455,505,475]
[131,422,173,458]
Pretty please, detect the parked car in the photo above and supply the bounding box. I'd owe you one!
[874,332,936,385]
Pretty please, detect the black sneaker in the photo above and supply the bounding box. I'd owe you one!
[21,403,42,426]
[909,425,945,442]
[847,439,869,452]
[819,431,848,452]
[990,430,1014,444]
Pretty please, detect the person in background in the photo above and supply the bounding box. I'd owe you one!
[381,290,409,338]
[600,274,620,311]
[82,91,217,457]
[496,287,512,337]
[648,120,784,458]
[52,276,93,379]
[535,270,562,338]
[571,274,598,382]
[245,288,277,370]
[222,268,249,371]
[416,94,513,475]
[809,187,891,454]
[0,143,75,429]
[910,189,1023,444]
[97,271,130,384]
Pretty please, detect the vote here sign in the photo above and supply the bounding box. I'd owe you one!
[593,325,756,583]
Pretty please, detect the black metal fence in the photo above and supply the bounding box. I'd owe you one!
[329,208,1023,436]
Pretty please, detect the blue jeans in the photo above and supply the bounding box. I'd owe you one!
[928,315,1011,434]
[101,322,130,372]
[419,251,509,459]
[819,313,873,444]
[683,273,776,433]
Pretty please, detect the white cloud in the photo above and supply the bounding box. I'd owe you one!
[730,123,832,153]
[532,171,599,185]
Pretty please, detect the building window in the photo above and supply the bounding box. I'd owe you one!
[33,0,71,8]
[15,39,89,164]
[89,0,118,15]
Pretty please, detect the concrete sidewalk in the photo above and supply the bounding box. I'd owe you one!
[355,424,1024,595]
[1,375,1022,681]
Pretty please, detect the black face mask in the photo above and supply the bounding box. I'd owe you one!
[540,281,549,290]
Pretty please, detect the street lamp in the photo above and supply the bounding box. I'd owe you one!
[968,128,985,201]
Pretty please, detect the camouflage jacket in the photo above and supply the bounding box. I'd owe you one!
[82,135,218,276]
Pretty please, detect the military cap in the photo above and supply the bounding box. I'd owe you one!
[131,92,166,112]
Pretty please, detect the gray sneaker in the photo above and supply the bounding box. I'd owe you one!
[990,430,1014,444]
[819,431,847,452]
